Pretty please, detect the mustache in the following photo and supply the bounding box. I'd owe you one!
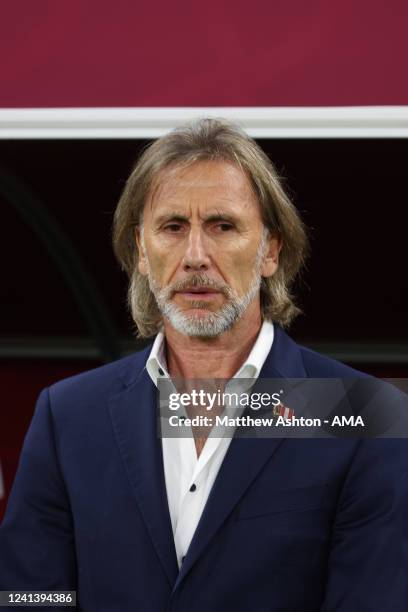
[167,274,232,297]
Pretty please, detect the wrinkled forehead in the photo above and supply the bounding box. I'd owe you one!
[143,159,261,221]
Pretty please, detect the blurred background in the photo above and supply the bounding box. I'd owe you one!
[1,0,407,519]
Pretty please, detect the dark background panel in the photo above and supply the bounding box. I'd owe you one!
[0,138,407,344]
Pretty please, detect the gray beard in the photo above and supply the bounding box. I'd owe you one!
[148,272,262,337]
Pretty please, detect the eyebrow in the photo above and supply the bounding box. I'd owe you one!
[154,211,239,226]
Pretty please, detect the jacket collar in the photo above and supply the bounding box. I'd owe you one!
[259,325,306,379]
[119,323,307,388]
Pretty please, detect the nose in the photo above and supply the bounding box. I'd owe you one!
[181,227,211,272]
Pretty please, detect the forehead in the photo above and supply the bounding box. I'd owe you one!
[144,160,260,219]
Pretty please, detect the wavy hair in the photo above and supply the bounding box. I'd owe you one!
[112,117,309,337]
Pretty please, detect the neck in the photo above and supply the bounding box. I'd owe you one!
[163,301,263,379]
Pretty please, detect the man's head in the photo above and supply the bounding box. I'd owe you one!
[113,118,308,338]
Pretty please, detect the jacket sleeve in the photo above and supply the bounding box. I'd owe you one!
[0,387,77,593]
[320,437,408,612]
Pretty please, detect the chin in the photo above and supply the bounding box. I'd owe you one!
[167,312,236,338]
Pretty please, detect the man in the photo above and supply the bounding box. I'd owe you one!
[0,118,407,611]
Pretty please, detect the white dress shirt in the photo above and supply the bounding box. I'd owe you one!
[146,319,274,567]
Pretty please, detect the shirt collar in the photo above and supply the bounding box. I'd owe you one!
[146,320,274,387]
[145,329,169,385]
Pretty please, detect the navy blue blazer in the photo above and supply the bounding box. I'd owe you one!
[1,327,407,611]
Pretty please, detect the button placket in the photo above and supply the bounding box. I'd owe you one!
[175,474,205,562]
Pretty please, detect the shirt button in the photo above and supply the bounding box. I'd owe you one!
[189,484,197,492]
[158,368,164,376]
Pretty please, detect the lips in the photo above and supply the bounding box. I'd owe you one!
[177,288,219,294]
[175,287,222,301]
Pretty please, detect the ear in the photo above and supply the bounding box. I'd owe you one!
[135,226,148,276]
[260,233,282,278]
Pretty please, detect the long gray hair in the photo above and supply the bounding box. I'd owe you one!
[112,117,309,338]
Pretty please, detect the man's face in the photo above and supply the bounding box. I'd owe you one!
[136,160,280,336]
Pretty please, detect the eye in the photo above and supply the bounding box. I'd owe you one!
[215,222,234,232]
[164,223,184,233]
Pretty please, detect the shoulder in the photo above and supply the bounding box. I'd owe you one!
[298,344,368,378]
[292,335,407,440]
[270,325,369,378]
[46,342,154,412]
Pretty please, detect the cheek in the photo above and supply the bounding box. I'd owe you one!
[145,242,181,281]
[220,246,260,288]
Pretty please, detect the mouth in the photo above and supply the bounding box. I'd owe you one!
[175,288,222,301]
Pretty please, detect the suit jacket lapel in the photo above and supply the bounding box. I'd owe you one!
[173,326,307,592]
[108,352,179,586]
